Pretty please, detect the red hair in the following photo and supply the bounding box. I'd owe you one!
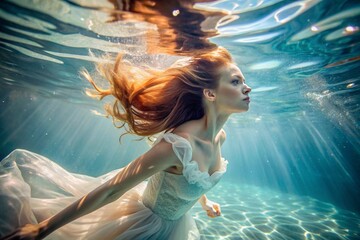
[83,47,232,137]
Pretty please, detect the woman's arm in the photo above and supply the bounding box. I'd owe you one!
[8,140,179,239]
[41,140,178,236]
[198,194,221,218]
[198,194,208,206]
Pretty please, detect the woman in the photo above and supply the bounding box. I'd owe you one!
[0,46,251,239]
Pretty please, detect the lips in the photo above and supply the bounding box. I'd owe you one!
[243,97,250,102]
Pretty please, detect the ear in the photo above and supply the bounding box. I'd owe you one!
[203,89,216,102]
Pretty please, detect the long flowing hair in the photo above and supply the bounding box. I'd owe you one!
[83,47,232,137]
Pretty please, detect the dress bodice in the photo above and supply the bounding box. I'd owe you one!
[142,133,228,221]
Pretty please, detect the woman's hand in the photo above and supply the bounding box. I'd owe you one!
[201,198,221,218]
[2,223,43,240]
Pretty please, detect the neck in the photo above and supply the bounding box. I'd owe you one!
[199,105,230,143]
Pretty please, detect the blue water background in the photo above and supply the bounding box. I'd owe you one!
[0,0,359,218]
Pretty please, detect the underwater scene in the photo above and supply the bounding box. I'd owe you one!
[0,0,359,239]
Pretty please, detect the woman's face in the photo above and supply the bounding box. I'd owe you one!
[215,63,251,114]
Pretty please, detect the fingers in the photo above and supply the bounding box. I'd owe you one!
[203,200,221,218]
[213,204,221,216]
[206,210,216,218]
[206,207,221,218]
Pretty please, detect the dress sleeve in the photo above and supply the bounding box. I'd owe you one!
[162,133,193,165]
[161,133,215,189]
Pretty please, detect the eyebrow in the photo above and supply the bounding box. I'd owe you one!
[232,75,245,82]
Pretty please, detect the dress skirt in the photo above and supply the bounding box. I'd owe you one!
[0,149,200,239]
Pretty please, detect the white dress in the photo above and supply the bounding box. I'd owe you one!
[0,133,228,239]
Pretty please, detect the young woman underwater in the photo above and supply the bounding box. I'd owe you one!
[0,46,251,240]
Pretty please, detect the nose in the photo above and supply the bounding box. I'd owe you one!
[243,84,251,94]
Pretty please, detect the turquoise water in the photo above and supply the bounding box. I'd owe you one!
[0,0,359,239]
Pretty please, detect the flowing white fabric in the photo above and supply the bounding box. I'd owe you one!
[0,133,227,239]
[162,133,228,189]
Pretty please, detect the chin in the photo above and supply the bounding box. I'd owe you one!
[227,105,250,114]
[240,106,250,113]
[231,108,248,114]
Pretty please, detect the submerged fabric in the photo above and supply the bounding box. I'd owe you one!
[0,133,228,239]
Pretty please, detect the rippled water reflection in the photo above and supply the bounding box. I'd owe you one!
[194,182,360,240]
[0,0,359,239]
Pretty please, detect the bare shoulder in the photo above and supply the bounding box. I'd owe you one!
[170,131,192,141]
[219,128,226,145]
[171,125,195,143]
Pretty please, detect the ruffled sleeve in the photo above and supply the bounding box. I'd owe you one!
[161,133,227,189]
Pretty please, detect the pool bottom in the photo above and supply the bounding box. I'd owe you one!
[193,182,360,240]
